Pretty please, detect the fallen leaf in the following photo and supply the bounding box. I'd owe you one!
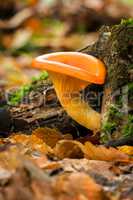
[9,134,30,145]
[84,142,131,162]
[32,127,72,148]
[9,133,53,154]
[118,146,133,156]
[54,140,84,159]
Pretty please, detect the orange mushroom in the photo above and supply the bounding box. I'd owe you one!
[32,52,106,132]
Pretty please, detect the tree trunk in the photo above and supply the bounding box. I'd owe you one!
[81,19,133,143]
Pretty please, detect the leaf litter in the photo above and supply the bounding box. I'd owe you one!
[0,127,132,199]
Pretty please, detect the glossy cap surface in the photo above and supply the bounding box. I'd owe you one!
[32,52,106,84]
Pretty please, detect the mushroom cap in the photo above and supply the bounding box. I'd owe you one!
[32,52,106,84]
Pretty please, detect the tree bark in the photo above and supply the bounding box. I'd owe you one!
[81,19,133,143]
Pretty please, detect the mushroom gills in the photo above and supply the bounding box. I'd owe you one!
[50,72,101,132]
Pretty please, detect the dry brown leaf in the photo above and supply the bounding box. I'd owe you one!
[9,133,53,154]
[32,127,72,148]
[84,142,131,162]
[9,134,30,145]
[54,140,84,159]
[7,129,133,164]
[54,140,132,162]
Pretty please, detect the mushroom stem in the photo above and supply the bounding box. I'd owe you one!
[49,72,101,132]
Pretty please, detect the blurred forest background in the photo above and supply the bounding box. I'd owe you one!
[0,0,133,90]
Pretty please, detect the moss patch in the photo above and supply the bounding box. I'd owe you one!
[122,115,133,138]
[8,71,48,106]
[121,18,133,26]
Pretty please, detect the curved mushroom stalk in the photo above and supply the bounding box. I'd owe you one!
[50,73,101,132]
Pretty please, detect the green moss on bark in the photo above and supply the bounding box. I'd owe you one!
[81,19,133,143]
[8,71,49,105]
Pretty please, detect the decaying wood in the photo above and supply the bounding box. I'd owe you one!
[81,20,133,142]
[8,80,89,137]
